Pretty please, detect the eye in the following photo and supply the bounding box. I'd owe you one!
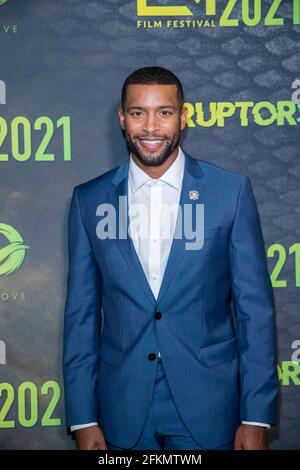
[130,111,143,117]
[160,110,172,116]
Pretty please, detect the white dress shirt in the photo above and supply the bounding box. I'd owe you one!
[128,145,185,320]
[70,146,270,431]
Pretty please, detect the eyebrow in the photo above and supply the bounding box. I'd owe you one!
[127,105,177,111]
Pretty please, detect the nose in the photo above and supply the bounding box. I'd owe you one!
[142,113,160,134]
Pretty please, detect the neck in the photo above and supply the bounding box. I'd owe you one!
[131,146,180,179]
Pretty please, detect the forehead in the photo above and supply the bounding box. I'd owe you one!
[125,83,179,107]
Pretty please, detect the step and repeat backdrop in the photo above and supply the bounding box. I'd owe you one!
[0,0,300,450]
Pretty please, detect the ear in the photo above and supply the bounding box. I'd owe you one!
[180,105,188,130]
[118,107,125,130]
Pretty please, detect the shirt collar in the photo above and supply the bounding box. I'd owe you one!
[129,146,184,193]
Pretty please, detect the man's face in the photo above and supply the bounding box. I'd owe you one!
[118,83,188,167]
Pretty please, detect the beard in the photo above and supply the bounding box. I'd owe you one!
[124,129,181,167]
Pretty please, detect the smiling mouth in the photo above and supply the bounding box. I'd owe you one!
[138,139,165,150]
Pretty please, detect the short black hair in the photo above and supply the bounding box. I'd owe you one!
[121,66,184,109]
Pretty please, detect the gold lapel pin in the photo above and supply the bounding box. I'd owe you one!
[189,190,199,200]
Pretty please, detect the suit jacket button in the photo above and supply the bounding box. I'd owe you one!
[148,353,156,361]
[154,312,162,320]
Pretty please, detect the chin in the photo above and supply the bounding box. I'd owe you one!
[141,158,163,167]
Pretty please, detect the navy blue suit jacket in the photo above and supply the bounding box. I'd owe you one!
[63,150,278,448]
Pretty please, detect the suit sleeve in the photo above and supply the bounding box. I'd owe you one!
[63,187,103,428]
[229,176,279,425]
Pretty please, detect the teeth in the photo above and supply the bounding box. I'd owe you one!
[141,140,162,144]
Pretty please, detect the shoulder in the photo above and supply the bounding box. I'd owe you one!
[185,151,248,191]
[198,157,245,182]
[72,159,128,198]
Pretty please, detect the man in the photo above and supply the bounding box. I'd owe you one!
[63,66,278,450]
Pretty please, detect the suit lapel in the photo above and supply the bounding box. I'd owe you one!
[110,151,204,307]
[156,151,204,305]
[110,159,157,305]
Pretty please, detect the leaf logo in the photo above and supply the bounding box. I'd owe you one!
[0,223,30,276]
[0,0,10,6]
